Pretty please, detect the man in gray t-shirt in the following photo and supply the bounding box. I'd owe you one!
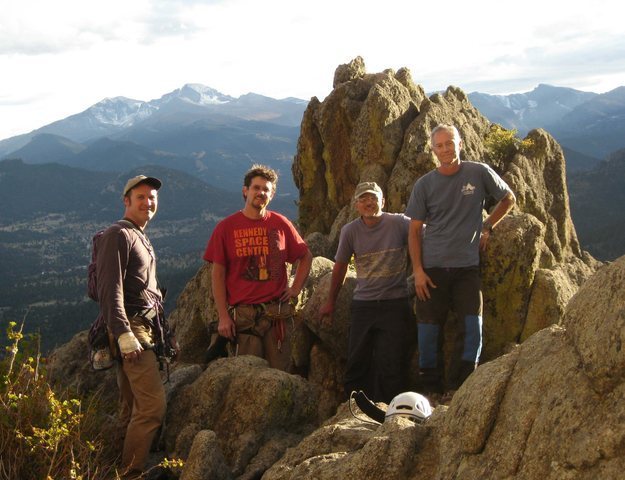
[320,182,413,403]
[405,124,516,399]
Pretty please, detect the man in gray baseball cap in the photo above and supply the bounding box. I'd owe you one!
[320,181,414,403]
[97,173,173,477]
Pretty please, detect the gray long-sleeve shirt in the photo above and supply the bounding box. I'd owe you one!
[96,220,161,339]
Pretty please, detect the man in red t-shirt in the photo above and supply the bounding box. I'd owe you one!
[204,164,312,371]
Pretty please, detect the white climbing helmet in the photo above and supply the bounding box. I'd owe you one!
[385,392,432,423]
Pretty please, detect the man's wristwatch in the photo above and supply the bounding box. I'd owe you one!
[482,220,493,234]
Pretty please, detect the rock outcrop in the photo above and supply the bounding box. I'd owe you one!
[165,356,319,480]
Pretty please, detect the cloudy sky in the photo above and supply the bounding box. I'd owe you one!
[1,0,624,141]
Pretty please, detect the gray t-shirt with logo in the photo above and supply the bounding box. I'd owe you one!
[405,161,512,268]
[335,212,410,301]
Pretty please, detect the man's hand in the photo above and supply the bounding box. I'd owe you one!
[217,313,236,341]
[479,230,490,251]
[319,302,334,326]
[415,269,437,301]
[118,331,144,364]
[280,286,300,302]
[123,348,143,364]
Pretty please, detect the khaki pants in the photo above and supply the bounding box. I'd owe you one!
[231,303,294,372]
[116,318,166,473]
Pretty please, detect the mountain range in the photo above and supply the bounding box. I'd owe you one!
[2,81,625,352]
[468,83,625,171]
[4,82,624,179]
[0,84,306,195]
[568,148,625,261]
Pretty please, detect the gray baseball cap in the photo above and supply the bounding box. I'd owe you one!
[353,181,383,199]
[122,175,162,197]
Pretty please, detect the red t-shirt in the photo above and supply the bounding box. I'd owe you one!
[203,211,308,305]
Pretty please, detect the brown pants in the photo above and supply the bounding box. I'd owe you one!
[116,317,166,473]
[231,303,294,372]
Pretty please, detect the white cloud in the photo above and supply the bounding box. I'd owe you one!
[0,0,624,140]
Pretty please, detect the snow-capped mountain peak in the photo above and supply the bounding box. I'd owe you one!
[156,83,233,107]
[88,96,157,127]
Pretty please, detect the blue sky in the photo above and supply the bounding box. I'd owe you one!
[1,0,624,141]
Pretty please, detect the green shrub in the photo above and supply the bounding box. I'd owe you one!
[1,320,185,479]
[0,320,116,479]
[485,124,534,163]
